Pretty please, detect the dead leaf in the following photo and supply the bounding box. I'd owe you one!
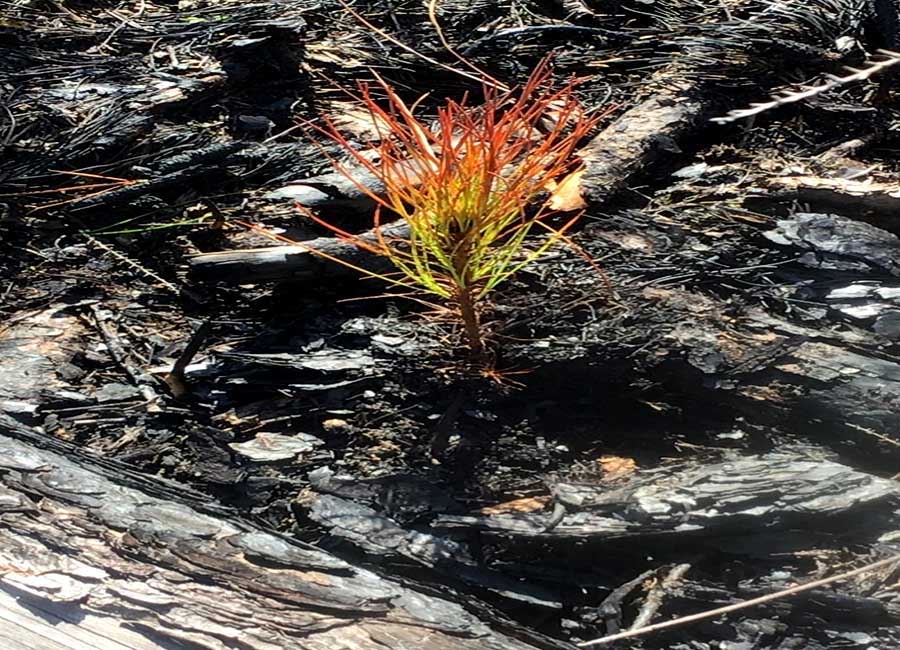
[547,168,586,211]
[479,495,551,515]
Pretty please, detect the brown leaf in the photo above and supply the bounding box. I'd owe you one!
[547,168,587,211]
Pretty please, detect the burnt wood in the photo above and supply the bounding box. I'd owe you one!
[0,413,550,650]
[431,449,898,537]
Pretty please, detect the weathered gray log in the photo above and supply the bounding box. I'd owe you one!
[262,166,382,211]
[262,158,423,211]
[188,221,404,283]
[431,449,898,538]
[578,91,704,204]
[188,88,707,284]
[0,413,549,650]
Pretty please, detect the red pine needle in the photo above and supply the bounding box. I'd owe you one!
[297,60,602,360]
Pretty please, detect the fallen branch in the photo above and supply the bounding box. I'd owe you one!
[0,413,547,650]
[628,563,691,631]
[90,305,162,410]
[188,220,404,282]
[749,175,900,232]
[711,49,900,124]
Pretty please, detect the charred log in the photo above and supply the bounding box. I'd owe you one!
[0,413,551,650]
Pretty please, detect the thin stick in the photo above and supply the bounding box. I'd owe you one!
[578,553,900,647]
[165,320,211,399]
[425,0,505,88]
[90,305,161,410]
[337,0,507,91]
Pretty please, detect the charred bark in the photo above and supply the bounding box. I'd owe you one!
[0,413,551,650]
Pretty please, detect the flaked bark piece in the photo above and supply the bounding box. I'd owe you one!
[0,305,89,416]
[0,413,546,650]
[750,175,900,231]
[189,221,405,282]
[763,212,900,275]
[432,449,898,538]
[761,212,900,335]
[190,91,707,284]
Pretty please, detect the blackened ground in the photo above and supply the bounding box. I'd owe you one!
[4,1,900,648]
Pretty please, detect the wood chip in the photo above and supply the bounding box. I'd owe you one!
[229,432,323,463]
[479,495,551,515]
[598,455,637,480]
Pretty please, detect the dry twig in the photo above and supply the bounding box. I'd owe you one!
[712,49,900,124]
[578,553,900,647]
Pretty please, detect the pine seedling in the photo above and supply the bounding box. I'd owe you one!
[302,61,600,360]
